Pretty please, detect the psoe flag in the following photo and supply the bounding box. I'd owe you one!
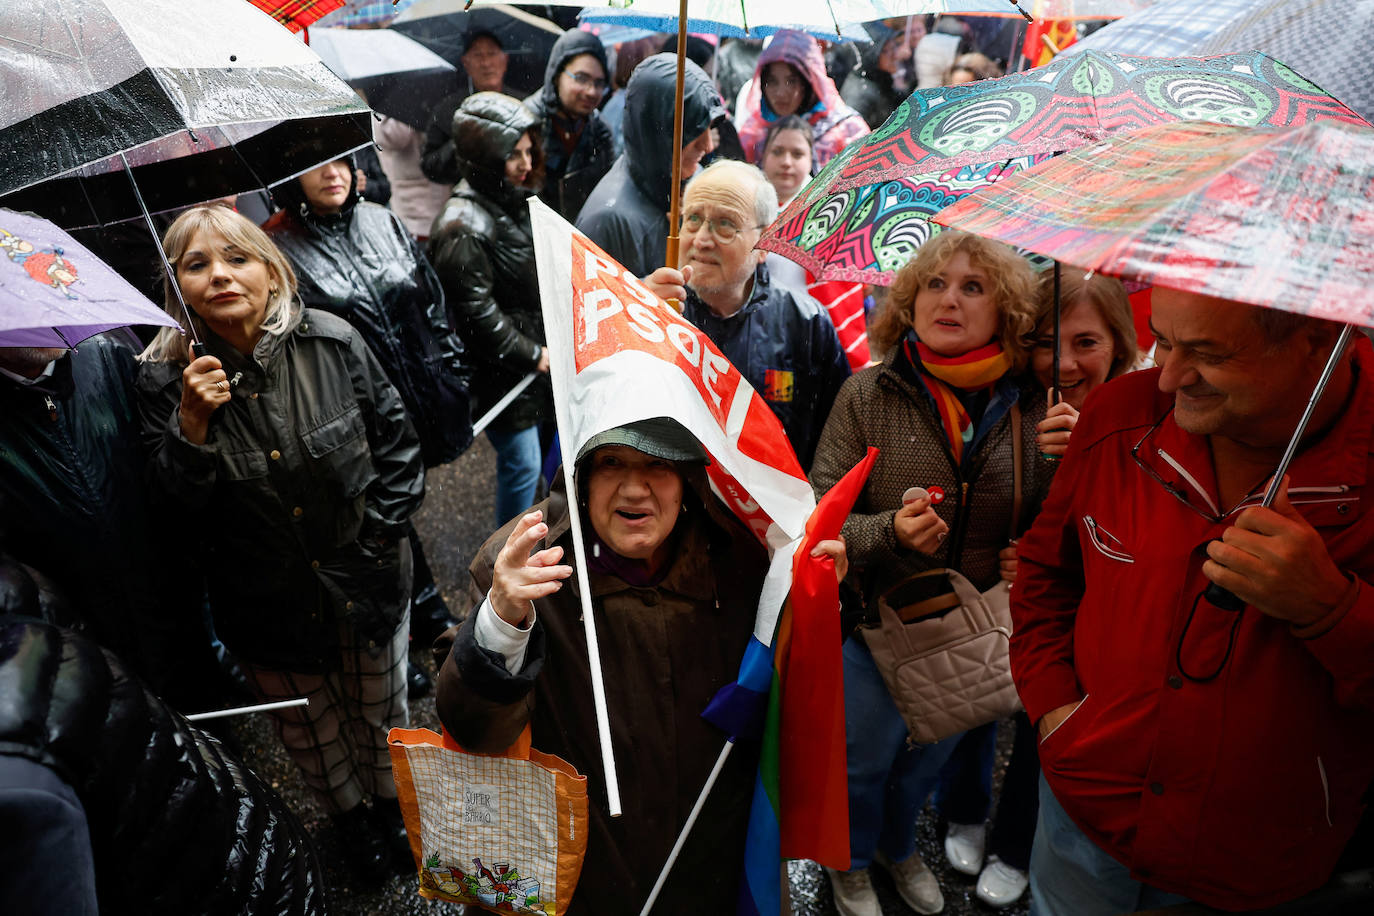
[531,198,817,640]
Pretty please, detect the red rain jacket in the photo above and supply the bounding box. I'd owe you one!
[1011,347,1374,910]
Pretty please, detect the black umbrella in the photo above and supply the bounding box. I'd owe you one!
[309,26,460,131]
[0,0,372,229]
[389,2,565,98]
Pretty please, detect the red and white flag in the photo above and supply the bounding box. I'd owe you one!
[532,199,817,634]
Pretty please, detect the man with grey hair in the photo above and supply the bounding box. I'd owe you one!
[646,159,850,470]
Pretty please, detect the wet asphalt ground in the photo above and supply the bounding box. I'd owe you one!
[229,437,1028,916]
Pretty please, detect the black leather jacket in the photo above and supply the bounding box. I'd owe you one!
[0,335,204,697]
[523,29,616,222]
[264,192,471,468]
[0,616,325,915]
[429,92,551,433]
[136,308,425,671]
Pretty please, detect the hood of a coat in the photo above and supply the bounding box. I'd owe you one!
[856,21,897,82]
[756,30,835,114]
[623,53,726,211]
[535,29,610,116]
[270,152,361,225]
[453,91,540,207]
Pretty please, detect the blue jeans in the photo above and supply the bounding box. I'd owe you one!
[843,635,961,869]
[487,424,543,527]
[1030,775,1190,915]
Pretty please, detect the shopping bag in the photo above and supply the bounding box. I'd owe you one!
[388,725,588,915]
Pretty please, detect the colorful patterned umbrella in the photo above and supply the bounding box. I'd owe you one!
[933,119,1374,323]
[1071,0,1374,124]
[249,0,347,32]
[759,50,1368,284]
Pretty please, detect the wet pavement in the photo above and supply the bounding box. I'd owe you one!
[231,437,1028,915]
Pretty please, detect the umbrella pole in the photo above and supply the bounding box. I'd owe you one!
[119,153,205,356]
[663,0,689,313]
[638,739,735,915]
[1051,260,1061,402]
[1205,323,1356,611]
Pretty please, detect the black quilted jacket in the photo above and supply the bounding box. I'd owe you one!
[0,615,326,915]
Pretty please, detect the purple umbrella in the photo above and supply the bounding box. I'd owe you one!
[0,208,181,348]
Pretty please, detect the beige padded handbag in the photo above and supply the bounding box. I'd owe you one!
[860,403,1024,745]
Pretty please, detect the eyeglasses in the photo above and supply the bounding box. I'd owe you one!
[564,70,608,94]
[680,213,763,243]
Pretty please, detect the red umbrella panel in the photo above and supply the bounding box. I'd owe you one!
[933,119,1374,325]
[250,0,346,32]
[760,49,1368,285]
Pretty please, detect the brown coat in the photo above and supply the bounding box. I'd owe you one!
[809,347,1058,605]
[434,477,770,915]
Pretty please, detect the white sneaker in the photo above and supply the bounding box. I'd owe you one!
[824,866,882,916]
[875,850,945,914]
[976,855,1029,908]
[943,822,986,876]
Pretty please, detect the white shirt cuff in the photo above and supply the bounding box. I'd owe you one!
[473,592,536,675]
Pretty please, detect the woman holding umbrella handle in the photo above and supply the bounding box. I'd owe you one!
[136,204,426,884]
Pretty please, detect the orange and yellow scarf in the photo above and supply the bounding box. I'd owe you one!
[905,336,1013,463]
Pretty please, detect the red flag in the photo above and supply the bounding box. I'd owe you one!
[1023,19,1077,68]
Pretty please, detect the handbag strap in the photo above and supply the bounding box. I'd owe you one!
[1009,401,1023,541]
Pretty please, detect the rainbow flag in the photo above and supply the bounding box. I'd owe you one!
[706,447,878,915]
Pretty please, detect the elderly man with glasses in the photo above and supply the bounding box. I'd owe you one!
[1010,287,1374,914]
[645,159,850,471]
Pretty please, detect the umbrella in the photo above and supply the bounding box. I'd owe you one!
[317,0,417,28]
[249,0,346,31]
[0,208,180,348]
[759,49,1369,285]
[0,0,371,229]
[309,26,458,130]
[933,119,1374,321]
[390,1,564,98]
[934,118,1373,605]
[1071,0,1374,123]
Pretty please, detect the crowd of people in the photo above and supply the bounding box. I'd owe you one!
[4,11,1373,916]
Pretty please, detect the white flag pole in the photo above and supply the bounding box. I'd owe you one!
[560,460,623,817]
[638,739,734,914]
[471,371,539,437]
[185,697,309,722]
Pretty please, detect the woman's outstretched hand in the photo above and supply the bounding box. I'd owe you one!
[491,510,574,627]
[180,354,231,445]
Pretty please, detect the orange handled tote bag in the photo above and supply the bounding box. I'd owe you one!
[388,725,589,915]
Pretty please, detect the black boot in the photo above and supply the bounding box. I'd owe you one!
[369,795,416,873]
[332,803,391,885]
[407,659,432,698]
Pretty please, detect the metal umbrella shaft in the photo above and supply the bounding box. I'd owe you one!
[119,153,205,356]
[1052,260,1061,402]
[1205,322,1356,610]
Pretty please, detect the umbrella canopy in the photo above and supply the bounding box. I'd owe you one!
[1072,0,1374,123]
[249,0,346,31]
[933,119,1374,324]
[760,49,1369,284]
[0,0,371,227]
[390,1,564,98]
[317,0,416,28]
[0,208,180,347]
[309,26,457,130]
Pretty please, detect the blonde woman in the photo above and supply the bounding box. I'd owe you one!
[136,204,425,883]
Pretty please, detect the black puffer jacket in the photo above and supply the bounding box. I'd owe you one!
[136,308,425,671]
[429,92,551,433]
[265,169,472,468]
[839,22,904,129]
[0,335,207,701]
[575,54,727,279]
[524,30,615,222]
[0,615,326,915]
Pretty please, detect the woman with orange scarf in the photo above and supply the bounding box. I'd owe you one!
[809,231,1057,916]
